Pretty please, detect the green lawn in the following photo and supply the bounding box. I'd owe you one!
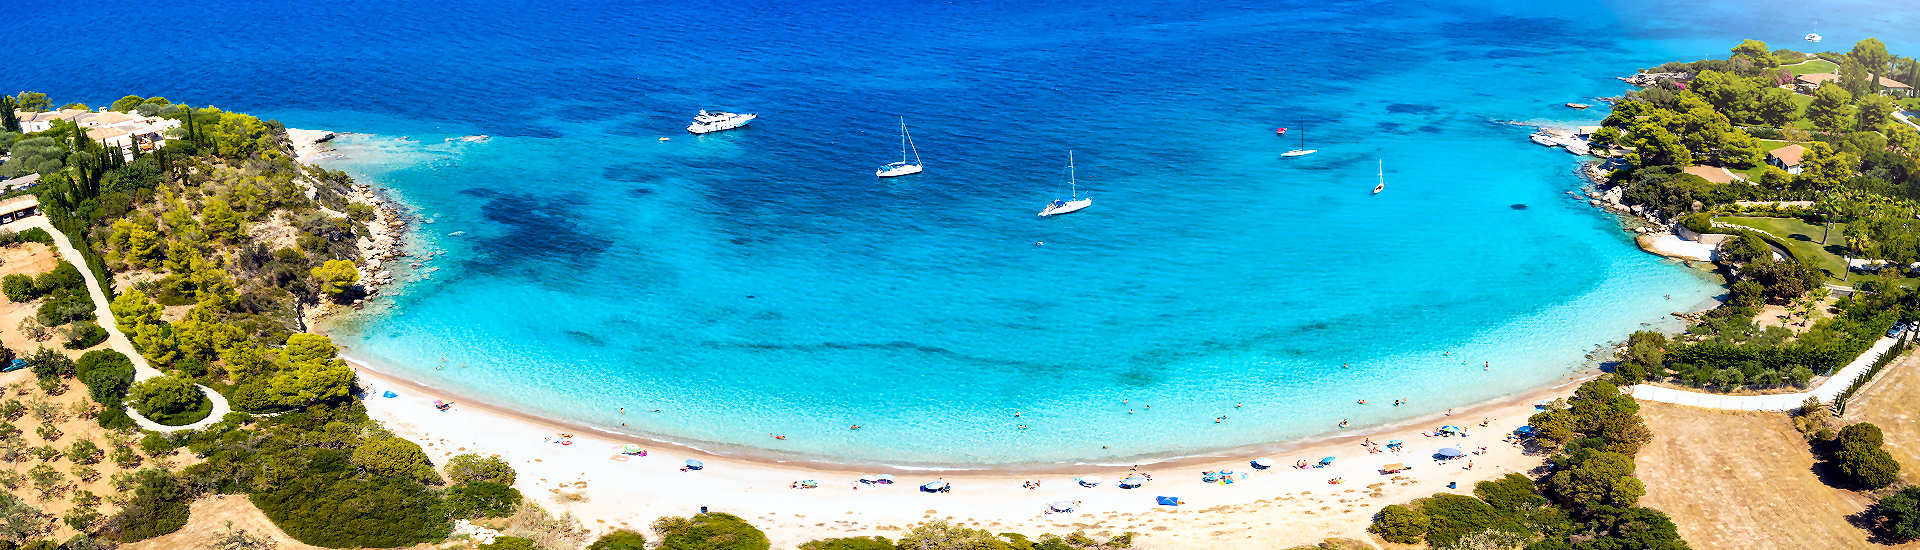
[1787,93,1816,130]
[1717,216,1852,282]
[1781,59,1838,76]
[1729,164,1769,181]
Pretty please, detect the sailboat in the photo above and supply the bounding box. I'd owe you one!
[1372,159,1385,195]
[1039,151,1093,217]
[1282,121,1318,157]
[876,117,924,177]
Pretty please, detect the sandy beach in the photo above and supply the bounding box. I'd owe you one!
[350,360,1579,549]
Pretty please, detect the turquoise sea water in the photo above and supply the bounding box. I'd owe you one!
[10,0,1916,465]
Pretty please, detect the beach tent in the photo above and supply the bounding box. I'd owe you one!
[875,474,895,484]
[1155,496,1182,506]
[1436,448,1465,459]
[1118,476,1147,489]
[1048,500,1077,513]
[1319,456,1336,465]
[684,459,704,470]
[921,481,950,493]
[1250,458,1275,469]
[1076,476,1104,487]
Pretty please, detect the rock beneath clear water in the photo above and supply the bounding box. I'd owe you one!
[1510,203,1528,210]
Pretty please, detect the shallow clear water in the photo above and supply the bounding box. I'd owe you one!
[11,0,1913,465]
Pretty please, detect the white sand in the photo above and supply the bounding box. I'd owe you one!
[286,128,336,165]
[353,363,1575,549]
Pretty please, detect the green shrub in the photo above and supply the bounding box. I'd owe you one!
[350,434,438,483]
[101,469,188,542]
[24,348,72,380]
[1417,494,1509,547]
[1,274,33,302]
[60,322,105,350]
[445,453,515,485]
[1368,504,1429,544]
[480,537,538,550]
[1873,486,1920,542]
[590,529,650,550]
[74,350,134,406]
[446,481,520,519]
[652,513,768,550]
[249,450,451,547]
[128,374,209,426]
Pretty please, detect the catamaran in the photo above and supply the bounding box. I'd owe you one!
[686,110,756,134]
[1039,151,1093,217]
[1373,159,1385,195]
[876,117,924,177]
[1282,122,1318,157]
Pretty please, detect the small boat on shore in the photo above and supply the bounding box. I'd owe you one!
[1039,151,1092,217]
[687,109,756,134]
[1565,103,1591,110]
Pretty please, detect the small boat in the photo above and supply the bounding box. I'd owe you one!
[1565,141,1590,156]
[1282,121,1317,157]
[1274,127,1288,135]
[1039,151,1093,217]
[1373,159,1385,195]
[1805,33,1822,43]
[1565,103,1591,110]
[876,117,924,177]
[1530,132,1559,147]
[687,109,756,134]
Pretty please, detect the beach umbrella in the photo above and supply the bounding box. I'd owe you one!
[1155,496,1182,506]
[876,474,895,484]
[1386,440,1403,446]
[1119,477,1147,488]
[1319,456,1336,465]
[1250,458,1275,469]
[1440,425,1462,433]
[1202,471,1222,483]
[1514,426,1535,436]
[622,444,643,454]
[684,459,704,470]
[1076,476,1104,487]
[858,475,877,484]
[1048,500,1076,512]
[921,481,948,492]
[1437,448,1465,458]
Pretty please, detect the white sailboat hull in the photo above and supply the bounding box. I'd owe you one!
[1039,198,1092,217]
[1281,149,1318,157]
[876,163,923,177]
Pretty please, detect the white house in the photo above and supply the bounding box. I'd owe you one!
[1767,144,1806,175]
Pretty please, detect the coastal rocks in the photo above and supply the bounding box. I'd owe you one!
[1618,72,1693,87]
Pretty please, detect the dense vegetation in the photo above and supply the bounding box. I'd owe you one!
[1369,380,1683,549]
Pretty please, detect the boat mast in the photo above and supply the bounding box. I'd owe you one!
[1378,158,1383,185]
[1068,150,1078,199]
[903,117,921,166]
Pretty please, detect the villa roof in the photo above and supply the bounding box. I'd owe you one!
[1769,144,1806,166]
[13,109,88,124]
[85,126,132,141]
[1682,165,1735,184]
[0,194,38,213]
[1795,73,1840,85]
[1881,76,1913,89]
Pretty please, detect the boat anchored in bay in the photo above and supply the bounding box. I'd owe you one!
[1039,151,1092,217]
[1282,121,1318,157]
[876,117,924,177]
[687,109,756,134]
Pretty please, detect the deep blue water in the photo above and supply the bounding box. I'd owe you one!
[8,0,1913,465]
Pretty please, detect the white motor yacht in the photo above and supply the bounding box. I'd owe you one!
[687,110,756,134]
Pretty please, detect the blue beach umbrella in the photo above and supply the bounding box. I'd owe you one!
[1436,448,1465,458]
[1439,425,1462,433]
[1515,425,1536,436]
[1319,456,1336,465]
[921,481,949,492]
[684,459,704,470]
[1155,496,1182,506]
[1119,477,1147,489]
[1250,458,1275,469]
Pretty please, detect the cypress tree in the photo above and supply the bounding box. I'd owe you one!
[0,96,17,133]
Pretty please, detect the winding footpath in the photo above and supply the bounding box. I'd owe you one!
[1,215,230,432]
[1627,335,1900,411]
